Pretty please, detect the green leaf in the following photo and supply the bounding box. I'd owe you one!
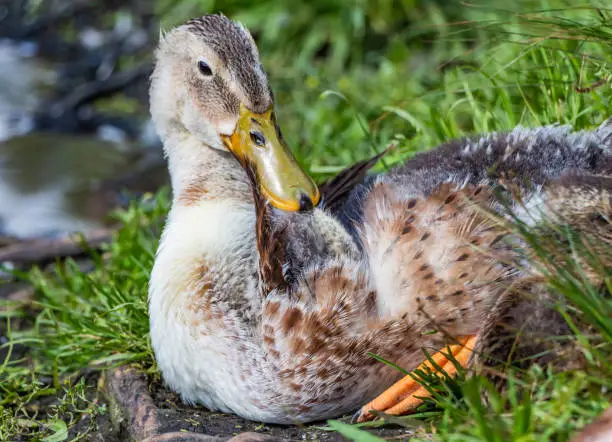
[326,420,386,442]
[43,419,68,442]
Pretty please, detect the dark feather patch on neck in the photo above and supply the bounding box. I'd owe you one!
[242,160,289,295]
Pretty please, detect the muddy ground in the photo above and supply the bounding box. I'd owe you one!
[41,361,423,441]
[98,365,424,441]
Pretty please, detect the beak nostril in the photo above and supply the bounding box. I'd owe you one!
[298,194,314,212]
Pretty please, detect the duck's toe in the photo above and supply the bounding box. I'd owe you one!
[355,335,477,422]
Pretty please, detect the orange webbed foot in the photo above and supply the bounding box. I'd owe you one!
[355,335,477,422]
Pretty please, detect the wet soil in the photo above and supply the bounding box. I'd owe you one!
[100,368,421,441]
[150,383,350,441]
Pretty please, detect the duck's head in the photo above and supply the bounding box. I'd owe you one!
[150,14,319,211]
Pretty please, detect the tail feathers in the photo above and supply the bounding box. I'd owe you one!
[534,173,612,281]
[544,173,612,227]
[596,118,612,149]
[319,147,391,214]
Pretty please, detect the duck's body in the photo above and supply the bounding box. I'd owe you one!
[148,136,489,422]
[148,14,612,424]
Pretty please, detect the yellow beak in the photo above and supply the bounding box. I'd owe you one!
[222,104,320,212]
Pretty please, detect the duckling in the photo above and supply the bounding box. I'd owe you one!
[149,14,498,424]
[149,13,612,425]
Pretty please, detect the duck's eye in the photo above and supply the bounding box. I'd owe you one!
[198,61,212,76]
[250,131,266,147]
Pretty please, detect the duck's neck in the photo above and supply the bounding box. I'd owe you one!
[164,131,251,206]
[150,130,258,321]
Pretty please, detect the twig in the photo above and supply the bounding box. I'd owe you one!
[103,366,160,441]
[0,227,116,264]
[574,77,608,94]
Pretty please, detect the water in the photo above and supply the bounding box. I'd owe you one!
[0,133,139,239]
[0,39,51,142]
[0,38,164,240]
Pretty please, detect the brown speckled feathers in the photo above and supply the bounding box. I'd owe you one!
[149,13,612,423]
[243,160,289,295]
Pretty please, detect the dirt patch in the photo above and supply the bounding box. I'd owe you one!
[99,366,419,441]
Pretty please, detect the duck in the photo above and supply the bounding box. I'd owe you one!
[148,14,500,424]
[148,13,612,424]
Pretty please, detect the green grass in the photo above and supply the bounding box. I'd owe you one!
[1,194,167,440]
[2,0,612,440]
